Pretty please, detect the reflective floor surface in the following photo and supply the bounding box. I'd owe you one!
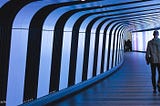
[46,52,160,106]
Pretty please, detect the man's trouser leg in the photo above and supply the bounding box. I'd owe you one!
[151,63,156,90]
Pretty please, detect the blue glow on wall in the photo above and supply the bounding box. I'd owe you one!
[59,31,72,90]
[7,29,28,106]
[87,33,95,79]
[37,30,53,98]
[75,33,85,84]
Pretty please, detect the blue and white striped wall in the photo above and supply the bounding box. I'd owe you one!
[1,0,160,106]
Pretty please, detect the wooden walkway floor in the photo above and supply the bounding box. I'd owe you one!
[46,52,160,106]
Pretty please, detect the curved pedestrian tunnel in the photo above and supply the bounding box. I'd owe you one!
[1,0,160,106]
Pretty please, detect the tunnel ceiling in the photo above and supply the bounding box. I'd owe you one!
[1,0,160,32]
[39,0,160,32]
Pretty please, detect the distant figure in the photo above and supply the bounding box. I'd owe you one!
[146,30,160,94]
[127,39,132,51]
[124,39,132,52]
[124,40,127,52]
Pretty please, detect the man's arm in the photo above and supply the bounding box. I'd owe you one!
[146,42,151,65]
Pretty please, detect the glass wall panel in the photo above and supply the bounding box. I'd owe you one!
[75,33,85,84]
[6,29,28,106]
[104,33,109,71]
[131,30,159,51]
[37,30,54,98]
[118,33,122,64]
[116,31,121,65]
[87,33,95,79]
[120,33,124,62]
[96,33,103,75]
[109,33,114,70]
[113,30,118,67]
[59,31,72,90]
[132,32,138,51]
[138,32,143,51]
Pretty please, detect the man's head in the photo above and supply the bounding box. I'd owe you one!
[153,30,159,38]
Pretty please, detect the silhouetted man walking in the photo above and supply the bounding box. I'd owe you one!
[146,30,160,93]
